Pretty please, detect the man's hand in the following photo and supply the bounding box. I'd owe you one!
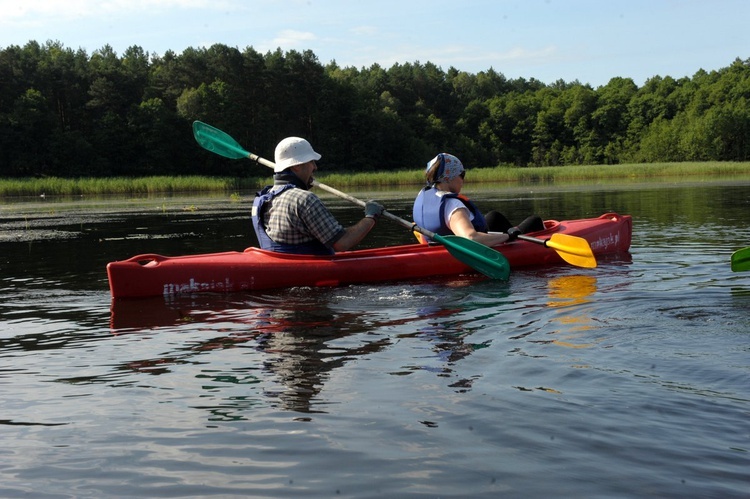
[364,200,385,220]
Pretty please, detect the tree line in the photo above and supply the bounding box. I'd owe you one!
[1,40,749,179]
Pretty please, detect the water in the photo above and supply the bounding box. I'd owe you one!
[1,181,749,498]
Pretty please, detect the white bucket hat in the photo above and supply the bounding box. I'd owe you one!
[274,137,321,172]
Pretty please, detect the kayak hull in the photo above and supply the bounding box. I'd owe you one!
[107,213,632,298]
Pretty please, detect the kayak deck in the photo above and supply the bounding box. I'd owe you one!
[107,213,632,298]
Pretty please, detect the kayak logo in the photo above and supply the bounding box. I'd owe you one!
[162,277,233,295]
[590,232,620,251]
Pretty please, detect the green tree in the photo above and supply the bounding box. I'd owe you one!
[589,77,637,164]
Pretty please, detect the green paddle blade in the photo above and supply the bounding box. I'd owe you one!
[731,247,750,272]
[434,233,511,280]
[192,121,250,159]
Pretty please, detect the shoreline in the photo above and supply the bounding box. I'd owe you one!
[1,161,748,197]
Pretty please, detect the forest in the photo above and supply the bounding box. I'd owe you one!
[1,40,749,179]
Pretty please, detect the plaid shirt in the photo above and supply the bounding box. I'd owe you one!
[263,186,345,247]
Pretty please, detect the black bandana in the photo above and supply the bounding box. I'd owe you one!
[274,171,310,190]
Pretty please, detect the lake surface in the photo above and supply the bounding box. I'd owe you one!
[1,179,749,497]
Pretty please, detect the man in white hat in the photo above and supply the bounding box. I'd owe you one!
[251,137,385,254]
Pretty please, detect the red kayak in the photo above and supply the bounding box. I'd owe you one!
[107,213,632,298]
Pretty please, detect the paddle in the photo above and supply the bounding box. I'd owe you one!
[731,247,750,272]
[192,121,511,280]
[485,230,596,268]
[517,234,597,268]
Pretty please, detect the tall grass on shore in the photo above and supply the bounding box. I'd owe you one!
[318,161,750,186]
[1,162,748,197]
[0,176,238,197]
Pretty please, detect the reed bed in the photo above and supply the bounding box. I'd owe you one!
[0,176,237,197]
[317,162,750,186]
[1,162,748,197]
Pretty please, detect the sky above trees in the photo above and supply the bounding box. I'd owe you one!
[0,0,748,88]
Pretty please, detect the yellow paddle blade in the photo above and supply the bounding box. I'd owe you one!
[546,233,597,268]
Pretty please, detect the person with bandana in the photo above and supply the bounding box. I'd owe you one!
[252,137,385,255]
[412,153,544,246]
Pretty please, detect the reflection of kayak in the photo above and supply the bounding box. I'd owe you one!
[109,292,460,331]
[107,213,632,298]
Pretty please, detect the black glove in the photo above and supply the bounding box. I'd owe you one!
[364,200,385,220]
[506,226,521,241]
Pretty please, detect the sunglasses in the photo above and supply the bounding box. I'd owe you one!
[459,171,465,179]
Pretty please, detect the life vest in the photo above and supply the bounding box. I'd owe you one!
[252,184,334,255]
[412,186,488,243]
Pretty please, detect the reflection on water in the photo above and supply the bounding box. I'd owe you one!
[253,305,392,415]
[109,285,493,416]
[548,274,597,306]
[395,304,486,391]
[546,275,598,349]
[110,294,390,416]
[2,181,750,498]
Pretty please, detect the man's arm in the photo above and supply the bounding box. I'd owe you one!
[332,217,377,252]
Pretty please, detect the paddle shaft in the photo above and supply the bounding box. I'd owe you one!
[245,133,592,269]
[192,120,511,279]
[192,120,587,264]
[247,152,436,239]
[517,234,592,258]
